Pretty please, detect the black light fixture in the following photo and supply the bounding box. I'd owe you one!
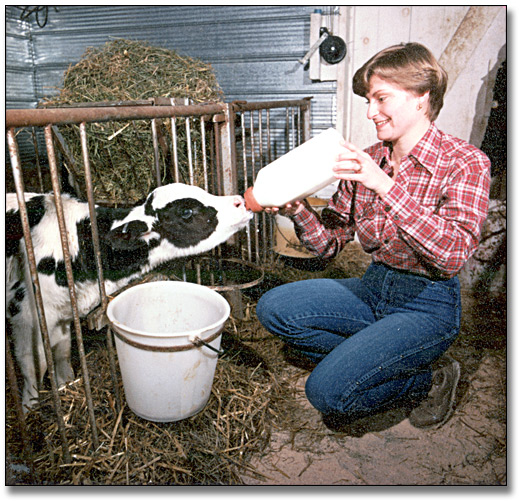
[319,27,347,65]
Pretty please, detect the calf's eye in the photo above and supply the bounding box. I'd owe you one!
[181,208,193,220]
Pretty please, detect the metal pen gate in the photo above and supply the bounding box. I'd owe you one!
[5,97,312,473]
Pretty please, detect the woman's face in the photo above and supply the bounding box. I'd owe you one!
[365,75,429,148]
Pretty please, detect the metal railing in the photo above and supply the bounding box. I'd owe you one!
[5,97,312,470]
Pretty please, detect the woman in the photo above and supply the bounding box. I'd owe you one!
[256,43,491,431]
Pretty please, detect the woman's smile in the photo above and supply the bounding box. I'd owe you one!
[366,75,430,154]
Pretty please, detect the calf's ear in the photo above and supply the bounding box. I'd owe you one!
[105,220,150,250]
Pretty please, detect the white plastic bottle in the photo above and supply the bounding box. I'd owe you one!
[243,127,346,212]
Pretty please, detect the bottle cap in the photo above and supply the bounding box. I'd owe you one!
[243,187,264,213]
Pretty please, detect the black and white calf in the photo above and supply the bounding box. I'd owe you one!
[6,183,252,410]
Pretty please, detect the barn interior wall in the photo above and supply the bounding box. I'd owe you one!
[342,5,506,149]
[6,5,507,149]
[5,5,336,131]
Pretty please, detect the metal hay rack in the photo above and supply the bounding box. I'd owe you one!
[5,97,312,473]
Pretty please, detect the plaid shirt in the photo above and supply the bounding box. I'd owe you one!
[291,123,491,279]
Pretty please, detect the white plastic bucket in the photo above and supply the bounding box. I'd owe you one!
[106,281,230,422]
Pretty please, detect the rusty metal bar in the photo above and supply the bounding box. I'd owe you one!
[216,103,238,197]
[79,122,122,414]
[7,99,314,129]
[200,116,209,191]
[6,128,72,464]
[44,125,100,450]
[239,112,252,262]
[30,127,44,192]
[264,109,274,263]
[257,110,268,264]
[248,112,261,263]
[290,106,295,148]
[170,98,181,183]
[151,119,162,186]
[212,120,222,196]
[185,116,194,185]
[302,99,312,141]
[171,117,180,182]
[5,334,32,469]
[6,102,227,128]
[231,97,313,113]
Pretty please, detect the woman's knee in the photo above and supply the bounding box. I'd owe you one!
[256,284,288,331]
[305,365,355,415]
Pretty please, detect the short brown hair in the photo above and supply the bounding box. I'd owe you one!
[352,42,448,121]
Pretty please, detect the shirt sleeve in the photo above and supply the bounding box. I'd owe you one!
[379,152,491,277]
[290,181,356,259]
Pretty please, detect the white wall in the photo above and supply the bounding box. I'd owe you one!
[337,5,506,149]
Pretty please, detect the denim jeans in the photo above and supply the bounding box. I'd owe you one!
[256,262,461,421]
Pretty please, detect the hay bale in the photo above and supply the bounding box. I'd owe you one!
[41,38,224,204]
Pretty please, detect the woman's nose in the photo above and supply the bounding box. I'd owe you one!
[367,100,378,120]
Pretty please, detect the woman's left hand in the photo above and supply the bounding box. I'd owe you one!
[264,200,305,216]
[333,141,394,198]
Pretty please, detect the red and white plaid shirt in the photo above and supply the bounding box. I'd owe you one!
[291,123,491,279]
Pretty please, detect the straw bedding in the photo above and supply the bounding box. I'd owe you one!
[40,38,223,204]
[5,313,309,485]
[5,244,372,485]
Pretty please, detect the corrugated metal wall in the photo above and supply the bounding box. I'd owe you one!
[5,5,337,129]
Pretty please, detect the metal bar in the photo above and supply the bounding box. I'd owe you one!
[302,98,312,141]
[200,116,209,191]
[185,116,194,185]
[218,103,238,197]
[257,110,268,264]
[6,102,227,128]
[79,122,122,415]
[266,109,272,164]
[170,99,180,183]
[290,107,297,149]
[6,128,72,464]
[7,99,314,129]
[30,127,44,192]
[5,335,33,471]
[265,109,274,263]
[208,126,216,194]
[151,119,162,186]
[285,107,290,153]
[231,98,313,113]
[50,126,82,196]
[249,112,260,263]
[212,120,223,195]
[44,125,100,450]
[240,112,252,262]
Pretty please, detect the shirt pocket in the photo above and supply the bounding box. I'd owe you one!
[355,202,376,222]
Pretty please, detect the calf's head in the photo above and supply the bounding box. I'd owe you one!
[105,183,252,257]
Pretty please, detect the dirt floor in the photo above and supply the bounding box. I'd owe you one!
[5,242,507,486]
[239,242,507,486]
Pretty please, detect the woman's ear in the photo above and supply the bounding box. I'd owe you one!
[418,91,430,109]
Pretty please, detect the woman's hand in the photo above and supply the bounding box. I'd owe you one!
[333,141,394,198]
[264,200,306,216]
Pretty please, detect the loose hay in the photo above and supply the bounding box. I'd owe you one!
[40,38,224,204]
[5,313,307,485]
[5,245,373,485]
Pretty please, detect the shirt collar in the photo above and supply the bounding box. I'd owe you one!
[407,123,441,174]
[379,123,441,174]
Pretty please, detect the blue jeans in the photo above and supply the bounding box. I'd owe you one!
[256,262,461,421]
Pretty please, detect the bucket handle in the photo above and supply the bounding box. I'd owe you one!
[111,326,225,355]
